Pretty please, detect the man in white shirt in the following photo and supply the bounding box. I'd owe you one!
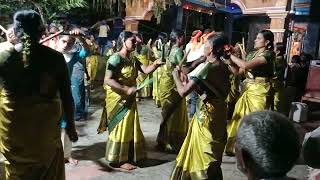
[185,30,203,118]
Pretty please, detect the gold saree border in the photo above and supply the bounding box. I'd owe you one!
[105,139,146,164]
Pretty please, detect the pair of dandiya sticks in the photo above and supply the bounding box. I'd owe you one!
[0,24,85,44]
[0,24,154,91]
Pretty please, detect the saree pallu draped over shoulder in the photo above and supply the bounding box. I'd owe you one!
[98,53,146,165]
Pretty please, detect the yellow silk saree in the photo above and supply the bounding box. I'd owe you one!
[225,78,272,154]
[0,42,65,179]
[171,99,227,180]
[136,52,152,98]
[157,47,188,152]
[98,53,146,164]
[225,50,274,155]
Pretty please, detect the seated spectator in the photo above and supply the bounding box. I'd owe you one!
[235,110,301,180]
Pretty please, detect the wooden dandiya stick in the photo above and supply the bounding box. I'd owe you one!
[177,48,191,84]
[0,25,8,34]
[238,43,245,56]
[242,37,246,53]
[178,48,191,68]
[39,29,64,44]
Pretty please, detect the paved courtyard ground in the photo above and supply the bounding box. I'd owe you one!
[0,88,310,180]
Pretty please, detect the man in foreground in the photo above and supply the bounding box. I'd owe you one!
[235,110,300,180]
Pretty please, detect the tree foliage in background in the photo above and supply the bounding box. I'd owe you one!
[0,0,88,24]
[91,0,125,17]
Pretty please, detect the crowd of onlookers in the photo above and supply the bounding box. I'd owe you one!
[287,52,313,101]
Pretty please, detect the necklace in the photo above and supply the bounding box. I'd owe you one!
[252,48,266,60]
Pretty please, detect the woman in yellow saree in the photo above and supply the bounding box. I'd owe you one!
[86,35,100,85]
[152,43,162,106]
[0,10,78,179]
[157,29,189,153]
[135,33,152,98]
[225,30,275,155]
[152,33,168,107]
[171,35,230,180]
[98,31,163,171]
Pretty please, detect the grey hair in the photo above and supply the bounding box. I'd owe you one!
[236,110,300,179]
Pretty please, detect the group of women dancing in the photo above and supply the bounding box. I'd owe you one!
[0,8,293,180]
[98,28,279,179]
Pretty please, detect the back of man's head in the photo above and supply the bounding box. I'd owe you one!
[236,110,301,179]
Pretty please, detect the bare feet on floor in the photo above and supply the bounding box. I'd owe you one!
[65,157,78,165]
[120,163,137,171]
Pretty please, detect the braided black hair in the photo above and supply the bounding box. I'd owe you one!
[13,10,44,67]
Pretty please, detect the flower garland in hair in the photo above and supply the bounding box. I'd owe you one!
[21,32,31,68]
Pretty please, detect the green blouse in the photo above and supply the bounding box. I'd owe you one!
[189,61,230,100]
[168,46,184,66]
[106,53,138,86]
[246,50,275,78]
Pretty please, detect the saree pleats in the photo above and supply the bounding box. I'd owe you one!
[171,99,227,180]
[225,79,272,154]
[157,65,188,152]
[105,99,146,163]
[0,89,65,180]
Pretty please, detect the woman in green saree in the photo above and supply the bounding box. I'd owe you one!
[171,35,230,180]
[225,30,275,155]
[98,31,163,171]
[157,29,189,153]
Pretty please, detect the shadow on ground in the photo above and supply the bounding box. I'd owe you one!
[138,159,170,168]
[72,142,106,161]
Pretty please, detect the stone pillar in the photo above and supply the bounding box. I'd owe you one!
[268,12,288,43]
[125,20,139,32]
